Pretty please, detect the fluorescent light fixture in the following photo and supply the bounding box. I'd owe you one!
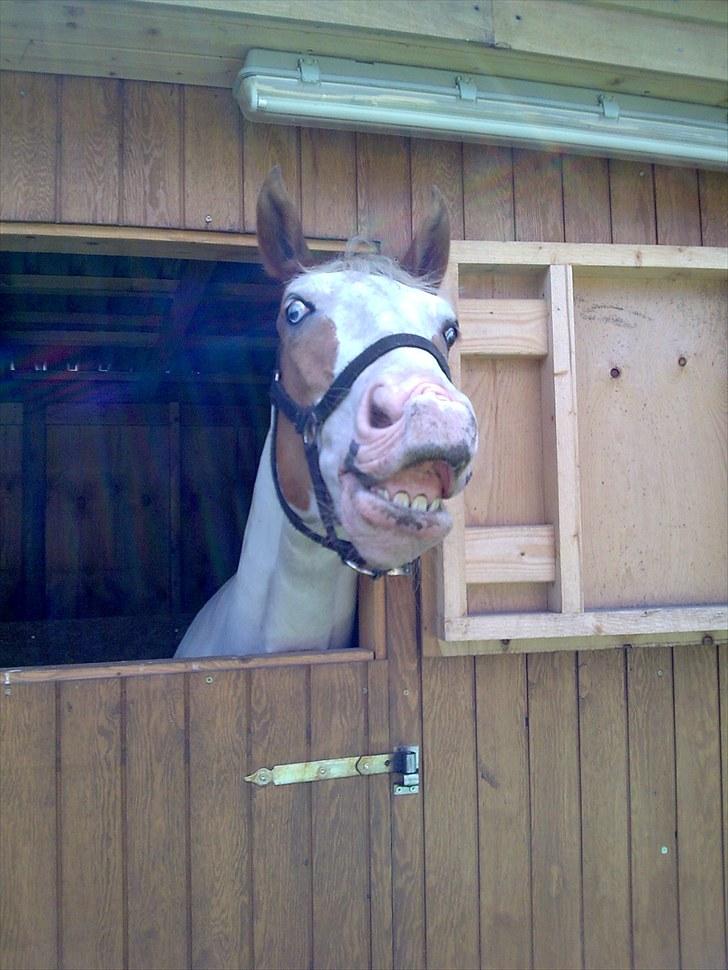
[234,50,728,170]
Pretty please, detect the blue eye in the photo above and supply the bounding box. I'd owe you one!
[443,322,459,349]
[285,298,311,326]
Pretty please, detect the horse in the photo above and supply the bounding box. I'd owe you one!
[176,168,478,657]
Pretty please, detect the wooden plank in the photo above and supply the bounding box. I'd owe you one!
[188,669,252,969]
[435,628,728,657]
[698,170,728,247]
[0,72,58,221]
[475,654,532,969]
[562,156,611,244]
[464,525,556,584]
[578,649,631,970]
[462,145,514,242]
[356,134,411,258]
[243,122,300,234]
[249,665,312,970]
[513,151,564,244]
[59,76,121,225]
[721,643,728,954]
[527,652,583,970]
[0,405,23,621]
[595,0,728,25]
[183,86,243,232]
[0,273,178,295]
[4,330,159,348]
[358,575,387,659]
[541,264,583,613]
[422,656,480,969]
[168,403,181,614]
[411,138,465,240]
[627,647,680,970]
[442,605,728,643]
[366,660,393,970]
[673,643,726,969]
[21,403,46,620]
[122,81,182,228]
[458,298,548,357]
[59,679,124,970]
[608,160,657,244]
[310,664,370,970]
[125,674,189,970]
[655,165,702,245]
[300,128,357,240]
[0,682,57,970]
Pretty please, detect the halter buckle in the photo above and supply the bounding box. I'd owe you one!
[302,412,320,447]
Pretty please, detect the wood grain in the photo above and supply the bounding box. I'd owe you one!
[411,138,464,239]
[463,144,514,242]
[125,674,189,970]
[183,86,243,232]
[300,127,357,239]
[59,679,124,970]
[356,134,411,257]
[655,165,702,245]
[608,159,657,244]
[0,682,57,970]
[578,650,631,970]
[698,170,728,246]
[422,656,480,969]
[0,72,58,221]
[122,81,182,228]
[514,151,564,243]
[562,156,611,244]
[720,643,728,956]
[59,76,121,225]
[527,652,583,970]
[673,643,726,969]
[475,654,532,970]
[310,663,370,970]
[367,659,393,970]
[627,647,679,970]
[243,121,300,232]
[0,404,23,621]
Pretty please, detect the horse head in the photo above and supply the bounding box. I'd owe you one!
[257,167,478,573]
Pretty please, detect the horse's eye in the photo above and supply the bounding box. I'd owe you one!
[284,298,311,326]
[442,322,459,349]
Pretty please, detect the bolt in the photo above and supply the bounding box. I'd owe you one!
[204,214,212,224]
[660,845,669,855]
[610,367,621,379]
[657,669,663,677]
[205,675,214,684]
[678,356,687,367]
[403,688,410,696]
[702,634,714,647]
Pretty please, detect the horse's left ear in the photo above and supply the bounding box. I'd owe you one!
[400,186,451,287]
[256,166,314,282]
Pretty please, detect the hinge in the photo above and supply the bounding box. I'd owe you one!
[244,744,420,795]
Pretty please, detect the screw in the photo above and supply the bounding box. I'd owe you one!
[678,356,687,367]
[660,845,669,855]
[610,367,621,379]
[205,675,214,684]
[318,766,328,776]
[403,688,410,696]
[361,762,370,771]
[204,214,212,224]
[657,669,663,677]
[702,634,714,646]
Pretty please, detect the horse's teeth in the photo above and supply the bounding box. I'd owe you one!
[411,494,428,511]
[393,491,410,508]
[428,498,442,512]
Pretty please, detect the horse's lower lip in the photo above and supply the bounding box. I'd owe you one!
[342,472,451,534]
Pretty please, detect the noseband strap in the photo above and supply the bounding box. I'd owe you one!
[270,332,451,578]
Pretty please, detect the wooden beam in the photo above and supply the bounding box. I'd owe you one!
[0,274,178,296]
[464,525,556,584]
[7,310,164,328]
[158,259,216,369]
[458,298,548,357]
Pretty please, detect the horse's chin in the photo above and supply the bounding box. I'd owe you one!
[337,471,453,570]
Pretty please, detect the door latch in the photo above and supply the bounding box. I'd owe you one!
[244,744,420,795]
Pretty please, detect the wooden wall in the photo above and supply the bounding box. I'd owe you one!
[2,70,728,970]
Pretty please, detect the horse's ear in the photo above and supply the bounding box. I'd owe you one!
[400,186,451,287]
[256,167,313,282]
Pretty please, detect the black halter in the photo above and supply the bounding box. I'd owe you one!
[269,332,452,578]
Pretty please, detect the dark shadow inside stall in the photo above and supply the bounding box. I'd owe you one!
[0,249,282,666]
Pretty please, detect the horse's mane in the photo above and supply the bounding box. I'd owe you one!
[303,239,440,293]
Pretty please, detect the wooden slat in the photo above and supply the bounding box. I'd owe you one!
[188,669,252,969]
[356,133,411,258]
[0,683,57,970]
[464,524,555,584]
[183,86,243,232]
[411,138,465,240]
[458,298,548,357]
[513,151,564,243]
[655,165,702,246]
[243,121,300,234]
[627,647,680,970]
[562,156,611,245]
[8,310,164,328]
[608,159,657,244]
[122,81,182,228]
[366,660,393,970]
[358,575,387,659]
[59,679,124,970]
[698,170,728,247]
[578,650,631,970]
[59,76,121,225]
[721,642,728,954]
[673,643,727,968]
[541,265,583,613]
[0,404,23,620]
[310,664,370,970]
[0,273,178,296]
[125,674,188,970]
[476,654,532,969]
[300,128,357,240]
[422,656,480,969]
[250,666,312,970]
[21,404,46,620]
[4,330,159,347]
[462,144,514,242]
[527,652,583,970]
[0,72,58,222]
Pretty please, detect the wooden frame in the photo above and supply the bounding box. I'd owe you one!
[428,241,728,655]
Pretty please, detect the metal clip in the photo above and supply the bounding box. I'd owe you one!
[298,57,321,84]
[598,94,620,120]
[456,76,477,101]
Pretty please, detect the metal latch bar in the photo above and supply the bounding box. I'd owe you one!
[245,745,420,794]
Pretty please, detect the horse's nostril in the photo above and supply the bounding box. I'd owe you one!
[369,401,394,429]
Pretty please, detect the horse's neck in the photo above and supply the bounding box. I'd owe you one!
[176,429,357,657]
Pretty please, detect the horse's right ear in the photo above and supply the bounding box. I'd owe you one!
[256,167,313,282]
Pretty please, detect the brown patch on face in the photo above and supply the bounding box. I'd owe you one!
[275,314,340,511]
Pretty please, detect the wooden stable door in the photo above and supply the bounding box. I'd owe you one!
[0,657,399,970]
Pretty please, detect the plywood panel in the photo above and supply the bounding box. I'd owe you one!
[527,652,582,970]
[475,654,532,970]
[250,666,312,970]
[627,647,680,970]
[422,656,480,970]
[673,643,726,969]
[463,145,515,242]
[0,682,57,970]
[243,121,300,233]
[300,128,356,239]
[183,86,242,232]
[122,81,182,227]
[59,76,121,225]
[578,650,631,970]
[188,669,252,970]
[562,156,611,244]
[576,275,728,609]
[0,72,57,221]
[59,679,124,970]
[608,160,656,244]
[125,675,188,970]
[310,664,370,970]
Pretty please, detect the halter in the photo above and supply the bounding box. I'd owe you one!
[270,332,452,578]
